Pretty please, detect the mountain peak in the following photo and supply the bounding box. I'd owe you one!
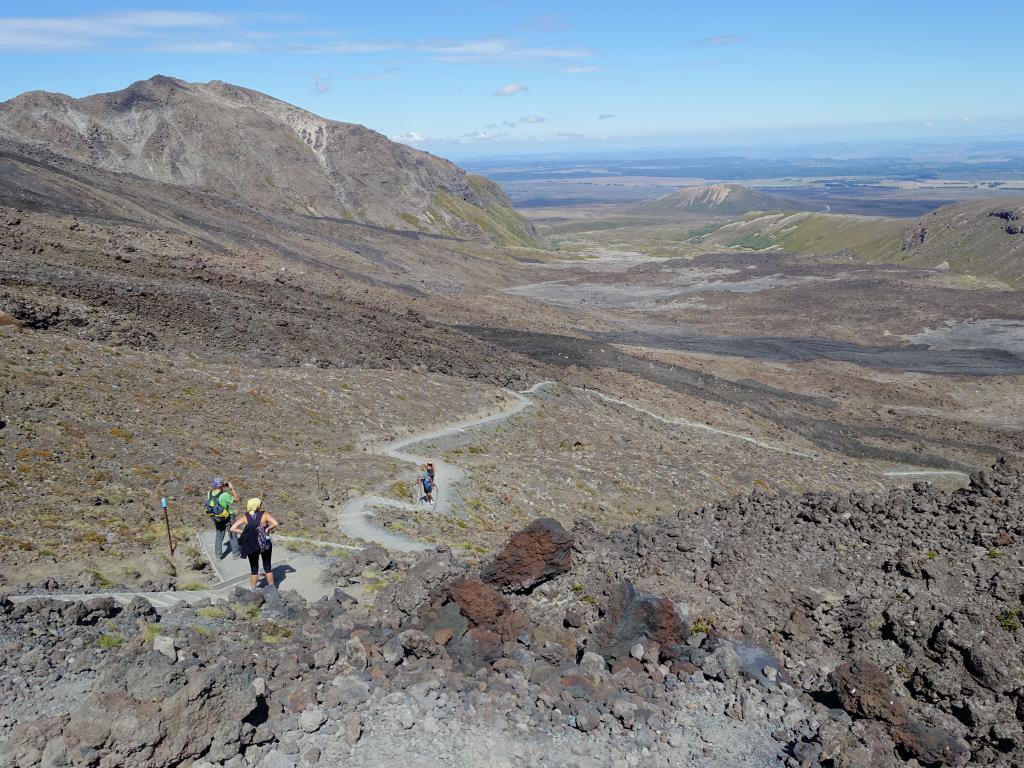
[0,77,537,246]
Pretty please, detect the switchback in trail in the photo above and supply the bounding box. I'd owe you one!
[9,381,969,608]
[336,380,970,553]
[337,382,551,552]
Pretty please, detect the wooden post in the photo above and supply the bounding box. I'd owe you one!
[161,496,174,557]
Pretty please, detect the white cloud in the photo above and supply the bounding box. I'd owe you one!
[154,40,250,54]
[391,131,425,143]
[598,113,617,120]
[459,130,509,142]
[0,12,595,66]
[520,114,546,124]
[0,10,231,51]
[693,34,749,46]
[495,83,529,97]
[425,37,591,62]
[314,76,330,94]
[562,64,599,74]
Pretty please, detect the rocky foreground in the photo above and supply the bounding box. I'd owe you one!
[2,459,1022,767]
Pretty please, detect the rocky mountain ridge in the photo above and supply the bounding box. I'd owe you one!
[0,76,538,246]
[899,198,1024,285]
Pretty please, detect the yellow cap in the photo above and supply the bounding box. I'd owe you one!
[246,497,262,513]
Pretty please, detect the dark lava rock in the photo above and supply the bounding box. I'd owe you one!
[419,600,469,643]
[891,719,969,766]
[446,577,524,642]
[831,658,909,725]
[481,517,573,593]
[4,653,256,767]
[831,659,968,766]
[593,581,689,662]
[447,627,504,673]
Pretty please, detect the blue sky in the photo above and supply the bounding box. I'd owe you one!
[0,1,1021,158]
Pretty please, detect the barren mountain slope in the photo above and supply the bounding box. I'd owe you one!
[0,76,538,246]
[632,183,790,216]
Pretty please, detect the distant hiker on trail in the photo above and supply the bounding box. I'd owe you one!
[231,497,279,590]
[206,477,239,560]
[421,463,437,505]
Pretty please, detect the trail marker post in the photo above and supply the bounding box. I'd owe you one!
[161,497,174,557]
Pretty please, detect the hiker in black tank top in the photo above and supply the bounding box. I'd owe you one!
[230,497,279,589]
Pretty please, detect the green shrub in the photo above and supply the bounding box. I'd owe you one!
[97,633,124,649]
[999,609,1021,632]
[142,623,162,643]
[86,569,115,588]
[691,617,713,635]
[261,621,293,644]
[233,602,261,621]
[196,606,226,619]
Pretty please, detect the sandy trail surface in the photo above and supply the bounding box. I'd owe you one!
[338,382,550,552]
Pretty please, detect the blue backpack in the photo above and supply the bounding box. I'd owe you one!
[422,476,433,493]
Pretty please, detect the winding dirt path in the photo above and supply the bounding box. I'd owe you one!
[335,380,969,552]
[337,382,551,552]
[580,388,818,458]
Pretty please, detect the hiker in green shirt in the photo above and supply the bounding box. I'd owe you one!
[206,477,239,559]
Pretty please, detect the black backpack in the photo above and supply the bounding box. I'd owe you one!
[237,509,264,557]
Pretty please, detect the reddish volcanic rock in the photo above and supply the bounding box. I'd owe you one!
[593,581,689,662]
[831,659,909,725]
[481,518,573,593]
[447,577,524,641]
[831,659,969,766]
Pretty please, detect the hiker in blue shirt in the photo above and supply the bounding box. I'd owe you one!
[421,463,437,505]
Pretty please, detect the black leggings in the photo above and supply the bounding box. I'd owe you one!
[247,547,272,576]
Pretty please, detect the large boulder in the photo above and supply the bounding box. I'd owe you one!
[376,551,462,625]
[446,577,524,641]
[412,576,526,673]
[482,518,573,593]
[4,653,259,767]
[592,581,689,662]
[831,659,909,725]
[830,659,968,766]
